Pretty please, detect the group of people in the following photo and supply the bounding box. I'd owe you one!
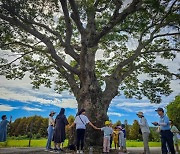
[0,107,179,154]
[137,107,179,154]
[46,107,179,154]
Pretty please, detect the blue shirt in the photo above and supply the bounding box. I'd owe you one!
[101,126,113,137]
[159,114,170,130]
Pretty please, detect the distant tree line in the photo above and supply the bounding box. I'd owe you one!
[8,115,160,141]
[8,115,48,139]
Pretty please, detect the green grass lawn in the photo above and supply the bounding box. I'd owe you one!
[0,139,161,148]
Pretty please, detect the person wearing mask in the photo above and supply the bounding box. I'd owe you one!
[152,108,175,154]
[53,108,69,152]
[0,115,12,142]
[45,111,56,151]
[137,112,150,154]
[169,120,179,154]
[69,109,97,154]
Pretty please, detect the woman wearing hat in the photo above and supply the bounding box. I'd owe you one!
[46,111,56,151]
[137,112,150,154]
[69,109,97,154]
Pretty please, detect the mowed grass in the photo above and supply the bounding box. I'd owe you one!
[0,139,161,148]
[0,139,68,148]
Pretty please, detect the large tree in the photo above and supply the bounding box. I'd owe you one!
[0,0,179,145]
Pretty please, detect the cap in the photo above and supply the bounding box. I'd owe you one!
[105,121,110,125]
[155,108,164,112]
[136,111,144,116]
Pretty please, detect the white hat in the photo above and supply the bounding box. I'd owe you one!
[49,111,56,116]
[136,111,144,116]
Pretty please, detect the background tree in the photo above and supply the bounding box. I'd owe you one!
[167,95,180,129]
[0,0,179,145]
[129,120,141,140]
[66,115,75,145]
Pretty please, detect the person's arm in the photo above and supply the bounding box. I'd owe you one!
[64,116,69,125]
[158,116,169,126]
[138,118,146,126]
[9,116,12,124]
[172,126,179,133]
[88,122,100,130]
[68,122,75,129]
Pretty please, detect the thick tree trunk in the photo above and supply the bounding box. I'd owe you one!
[76,92,109,147]
[76,73,111,147]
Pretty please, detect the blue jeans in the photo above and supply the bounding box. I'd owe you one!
[160,130,175,154]
[46,126,54,149]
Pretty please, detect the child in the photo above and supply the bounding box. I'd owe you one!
[96,121,113,153]
[121,124,127,153]
[113,126,119,149]
[118,126,126,152]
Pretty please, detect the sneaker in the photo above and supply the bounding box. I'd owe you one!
[79,150,83,153]
[77,150,80,153]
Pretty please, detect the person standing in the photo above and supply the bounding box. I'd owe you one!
[53,108,69,151]
[152,108,175,154]
[169,120,179,154]
[0,115,12,142]
[69,109,97,154]
[137,112,150,154]
[96,121,113,153]
[121,124,127,153]
[46,111,56,151]
[113,126,119,149]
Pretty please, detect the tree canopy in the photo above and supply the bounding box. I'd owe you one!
[0,0,179,104]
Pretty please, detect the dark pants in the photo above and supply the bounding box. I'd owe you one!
[76,129,85,150]
[110,135,112,148]
[160,130,175,154]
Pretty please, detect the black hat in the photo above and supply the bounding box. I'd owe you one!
[155,107,164,112]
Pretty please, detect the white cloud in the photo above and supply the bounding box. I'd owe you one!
[0,104,18,111]
[107,112,126,117]
[52,98,77,109]
[22,106,43,111]
[115,101,168,108]
[0,87,77,109]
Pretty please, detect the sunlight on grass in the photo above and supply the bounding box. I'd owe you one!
[0,139,161,148]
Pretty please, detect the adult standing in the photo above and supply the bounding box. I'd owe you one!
[53,108,69,151]
[69,109,97,154]
[152,108,175,154]
[46,111,56,151]
[0,115,12,142]
[137,112,150,154]
[170,120,179,154]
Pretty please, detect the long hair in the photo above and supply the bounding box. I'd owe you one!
[59,108,65,115]
[77,109,85,116]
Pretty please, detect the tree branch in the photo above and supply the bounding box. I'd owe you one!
[0,14,80,75]
[94,0,142,44]
[153,32,180,39]
[69,0,85,35]
[60,0,72,44]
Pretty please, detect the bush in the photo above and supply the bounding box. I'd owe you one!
[35,133,41,139]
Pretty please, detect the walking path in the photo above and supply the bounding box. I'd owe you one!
[0,147,162,154]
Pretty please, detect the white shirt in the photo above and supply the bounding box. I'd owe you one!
[139,117,150,133]
[48,116,54,126]
[74,115,90,129]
